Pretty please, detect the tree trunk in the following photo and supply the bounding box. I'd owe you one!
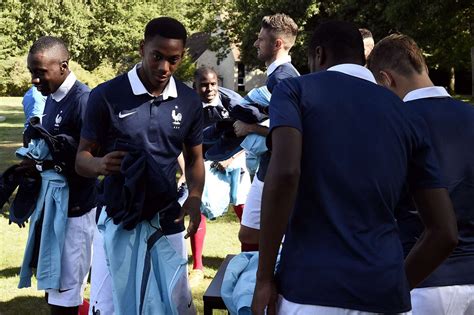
[449,67,455,94]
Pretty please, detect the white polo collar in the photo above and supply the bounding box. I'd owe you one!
[267,55,292,76]
[403,86,450,102]
[203,95,222,108]
[127,63,177,100]
[51,72,77,102]
[327,63,376,84]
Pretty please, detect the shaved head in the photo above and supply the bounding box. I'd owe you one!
[27,36,71,95]
[29,36,70,61]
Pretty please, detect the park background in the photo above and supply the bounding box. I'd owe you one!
[0,0,473,314]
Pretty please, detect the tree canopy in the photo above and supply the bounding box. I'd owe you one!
[189,0,472,93]
[0,0,198,95]
[0,0,472,95]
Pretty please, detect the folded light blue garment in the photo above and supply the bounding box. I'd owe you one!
[200,161,241,219]
[222,251,281,315]
[221,252,258,315]
[98,210,194,315]
[237,86,271,175]
[16,139,69,290]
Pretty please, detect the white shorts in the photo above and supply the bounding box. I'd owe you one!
[88,227,188,315]
[241,177,264,230]
[277,295,412,315]
[230,153,252,206]
[411,284,474,315]
[46,207,96,307]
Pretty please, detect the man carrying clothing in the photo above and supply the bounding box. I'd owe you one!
[180,66,250,286]
[76,17,203,314]
[368,33,474,315]
[252,21,458,315]
[236,13,299,250]
[25,36,96,315]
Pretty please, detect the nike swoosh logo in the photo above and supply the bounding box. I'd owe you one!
[58,288,73,293]
[118,111,137,118]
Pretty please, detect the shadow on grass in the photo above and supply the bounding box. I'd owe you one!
[188,256,225,272]
[0,266,20,278]
[0,295,49,315]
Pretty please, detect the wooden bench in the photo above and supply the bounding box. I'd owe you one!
[203,254,235,315]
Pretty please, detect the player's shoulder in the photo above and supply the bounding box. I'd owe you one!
[89,73,130,101]
[174,78,200,103]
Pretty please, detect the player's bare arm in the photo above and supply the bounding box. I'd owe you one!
[75,137,127,178]
[175,143,205,238]
[404,188,458,289]
[233,120,269,137]
[252,126,302,315]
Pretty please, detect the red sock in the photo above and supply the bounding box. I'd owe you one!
[241,242,259,252]
[233,204,244,222]
[190,213,206,270]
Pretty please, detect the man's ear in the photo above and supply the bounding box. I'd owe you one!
[378,70,395,88]
[60,60,68,75]
[274,38,283,50]
[315,46,325,67]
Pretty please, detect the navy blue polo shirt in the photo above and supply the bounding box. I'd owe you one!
[256,59,299,181]
[81,65,203,234]
[42,73,97,216]
[269,64,444,313]
[396,87,474,288]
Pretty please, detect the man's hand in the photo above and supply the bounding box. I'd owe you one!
[96,151,127,175]
[233,120,256,137]
[251,278,278,315]
[211,157,234,173]
[175,195,201,238]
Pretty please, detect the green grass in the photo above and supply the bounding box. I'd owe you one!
[0,98,241,314]
[0,97,25,171]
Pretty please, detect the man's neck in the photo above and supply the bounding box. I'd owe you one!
[399,72,434,100]
[137,67,166,96]
[265,50,289,67]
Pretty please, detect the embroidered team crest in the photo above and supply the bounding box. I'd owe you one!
[55,111,63,127]
[221,109,229,119]
[172,106,182,129]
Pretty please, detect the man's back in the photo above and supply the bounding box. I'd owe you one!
[272,69,442,313]
[397,96,474,287]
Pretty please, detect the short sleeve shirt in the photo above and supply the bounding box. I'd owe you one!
[81,65,203,233]
[269,64,444,313]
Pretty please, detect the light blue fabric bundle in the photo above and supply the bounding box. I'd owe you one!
[200,161,241,220]
[239,86,272,175]
[222,251,281,315]
[98,210,195,315]
[221,252,259,315]
[16,139,69,290]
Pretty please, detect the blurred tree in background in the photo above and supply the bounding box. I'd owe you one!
[0,0,472,95]
[188,0,473,95]
[0,0,196,95]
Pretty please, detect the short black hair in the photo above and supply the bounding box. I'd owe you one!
[194,66,217,82]
[309,21,365,66]
[29,36,70,60]
[144,17,187,45]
